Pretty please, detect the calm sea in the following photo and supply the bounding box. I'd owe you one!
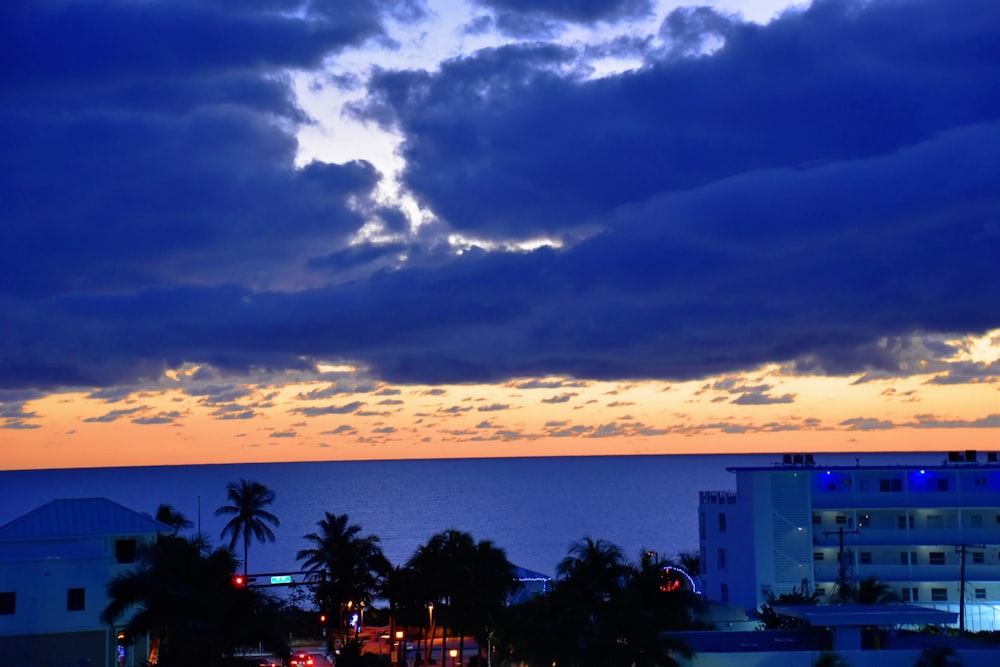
[0,452,933,578]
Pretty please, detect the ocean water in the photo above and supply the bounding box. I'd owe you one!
[0,452,933,578]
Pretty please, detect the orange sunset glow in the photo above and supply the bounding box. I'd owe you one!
[4,330,997,470]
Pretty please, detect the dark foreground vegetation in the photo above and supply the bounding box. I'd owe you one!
[102,479,704,667]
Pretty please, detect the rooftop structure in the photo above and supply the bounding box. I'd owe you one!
[698,451,1000,631]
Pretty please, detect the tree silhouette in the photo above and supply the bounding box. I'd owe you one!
[501,538,696,667]
[215,479,280,576]
[155,503,193,535]
[833,576,902,604]
[296,512,389,649]
[102,533,287,666]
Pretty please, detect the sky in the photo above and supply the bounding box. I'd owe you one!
[0,0,998,471]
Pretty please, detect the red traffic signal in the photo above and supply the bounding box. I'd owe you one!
[232,575,246,587]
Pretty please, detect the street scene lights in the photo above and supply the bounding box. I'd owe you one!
[396,629,405,665]
[449,648,458,667]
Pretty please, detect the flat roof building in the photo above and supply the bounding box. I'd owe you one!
[699,451,1000,631]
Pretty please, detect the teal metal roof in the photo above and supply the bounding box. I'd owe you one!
[0,497,169,540]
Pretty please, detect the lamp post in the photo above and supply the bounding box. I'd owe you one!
[396,629,405,665]
[449,648,458,667]
[425,602,434,664]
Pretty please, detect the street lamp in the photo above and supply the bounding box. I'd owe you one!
[425,602,435,665]
[396,629,405,665]
[449,648,458,667]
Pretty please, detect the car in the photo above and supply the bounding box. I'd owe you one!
[289,652,314,667]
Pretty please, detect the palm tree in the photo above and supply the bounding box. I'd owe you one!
[155,503,193,535]
[461,538,518,667]
[408,529,479,665]
[296,512,389,648]
[556,536,628,603]
[215,479,280,576]
[834,576,902,604]
[102,533,287,666]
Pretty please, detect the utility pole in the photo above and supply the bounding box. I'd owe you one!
[823,526,861,593]
[955,544,986,633]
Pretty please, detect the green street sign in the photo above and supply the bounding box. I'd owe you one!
[270,575,293,585]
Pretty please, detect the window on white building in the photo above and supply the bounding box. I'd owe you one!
[976,588,987,600]
[719,512,727,533]
[859,552,872,564]
[699,512,706,540]
[880,478,902,492]
[812,513,821,525]
[721,583,729,602]
[901,587,919,601]
[937,478,949,492]
[931,588,948,601]
[67,588,85,612]
[814,551,824,561]
[929,552,946,565]
[0,592,14,615]
[973,552,985,564]
[718,548,727,570]
[115,539,137,564]
[835,515,848,525]
[971,514,984,528]
[927,514,944,528]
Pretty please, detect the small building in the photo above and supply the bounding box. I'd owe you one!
[699,451,1000,631]
[0,497,169,666]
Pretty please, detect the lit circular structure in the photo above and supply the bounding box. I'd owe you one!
[659,566,698,593]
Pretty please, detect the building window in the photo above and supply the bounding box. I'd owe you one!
[976,588,987,600]
[880,478,902,492]
[0,592,14,615]
[973,552,985,564]
[835,515,848,525]
[721,583,729,603]
[719,512,727,533]
[116,539,137,564]
[975,477,987,487]
[699,512,706,540]
[900,551,917,565]
[814,551,825,561]
[901,587,919,602]
[67,588,85,612]
[815,587,826,596]
[927,514,944,529]
[971,514,984,528]
[931,588,948,602]
[929,552,946,565]
[812,513,821,525]
[898,515,914,529]
[859,552,872,565]
[937,478,949,491]
[718,548,727,570]
[901,588,911,601]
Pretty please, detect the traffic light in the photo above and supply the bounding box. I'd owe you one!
[232,575,246,587]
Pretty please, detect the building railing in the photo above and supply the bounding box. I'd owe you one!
[699,490,737,505]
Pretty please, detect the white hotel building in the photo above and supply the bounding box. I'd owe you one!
[699,451,1000,631]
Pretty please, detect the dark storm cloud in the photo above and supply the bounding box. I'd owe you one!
[362,0,1000,239]
[0,0,403,299]
[474,0,654,30]
[1,0,999,393]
